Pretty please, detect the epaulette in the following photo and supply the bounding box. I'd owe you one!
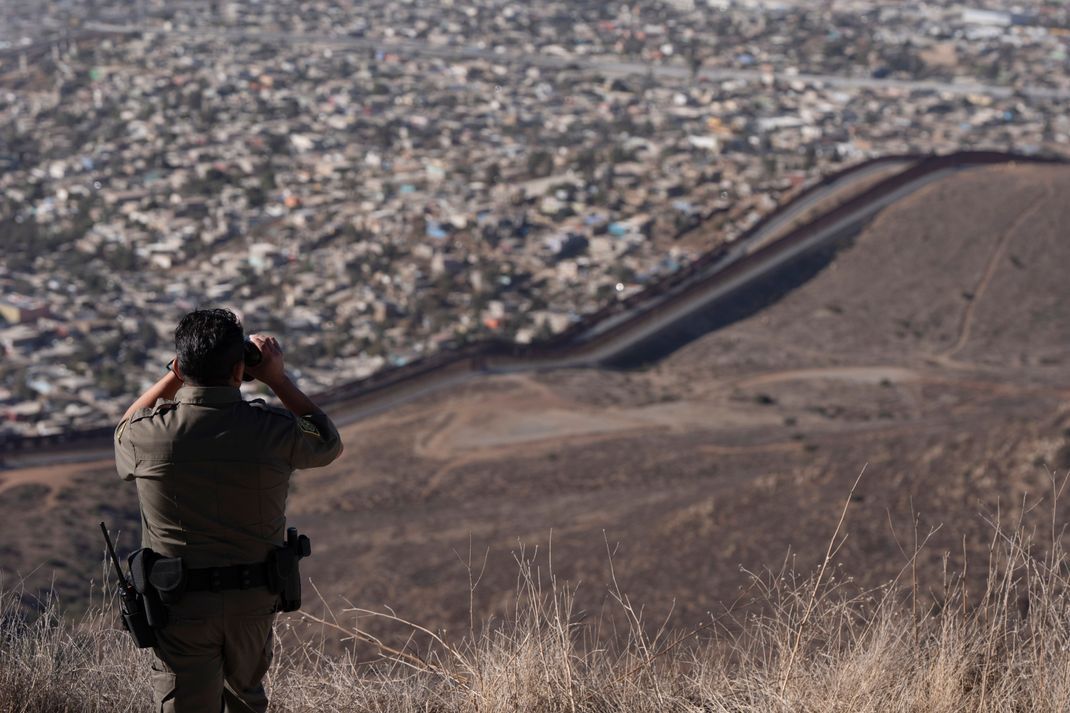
[130,401,178,423]
[118,401,177,443]
[151,400,179,416]
[245,399,296,422]
[245,398,282,415]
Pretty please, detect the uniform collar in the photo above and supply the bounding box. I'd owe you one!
[177,385,243,405]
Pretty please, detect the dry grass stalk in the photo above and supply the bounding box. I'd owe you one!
[4,494,1070,711]
[779,464,866,695]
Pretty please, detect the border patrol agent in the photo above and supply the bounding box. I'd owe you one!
[114,309,343,712]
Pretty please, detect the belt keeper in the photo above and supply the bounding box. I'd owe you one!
[209,570,221,592]
[239,566,251,590]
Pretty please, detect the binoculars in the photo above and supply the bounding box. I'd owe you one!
[240,339,262,382]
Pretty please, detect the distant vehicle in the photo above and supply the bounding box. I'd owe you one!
[542,45,574,59]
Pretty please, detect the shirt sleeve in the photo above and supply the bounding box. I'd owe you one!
[114,418,137,482]
[289,411,343,469]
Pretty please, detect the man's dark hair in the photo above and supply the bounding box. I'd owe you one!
[175,309,245,386]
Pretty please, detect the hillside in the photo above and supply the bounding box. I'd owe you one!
[2,163,1070,647]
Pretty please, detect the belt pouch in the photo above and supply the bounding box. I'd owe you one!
[148,556,186,606]
[128,548,169,629]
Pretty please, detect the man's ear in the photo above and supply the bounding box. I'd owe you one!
[230,359,245,386]
[173,358,185,382]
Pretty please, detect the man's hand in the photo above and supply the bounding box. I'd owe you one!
[245,334,286,387]
[245,333,328,421]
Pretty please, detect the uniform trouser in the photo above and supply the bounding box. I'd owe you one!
[149,588,280,713]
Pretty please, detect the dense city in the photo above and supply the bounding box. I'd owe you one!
[1,0,1069,437]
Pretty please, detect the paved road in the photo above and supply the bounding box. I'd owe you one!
[86,21,1070,101]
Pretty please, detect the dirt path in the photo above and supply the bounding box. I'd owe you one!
[735,366,922,389]
[0,458,113,510]
[942,183,1053,360]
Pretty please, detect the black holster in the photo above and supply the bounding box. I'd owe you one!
[267,528,311,612]
[128,548,186,629]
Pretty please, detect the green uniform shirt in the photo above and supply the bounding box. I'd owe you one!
[114,385,343,570]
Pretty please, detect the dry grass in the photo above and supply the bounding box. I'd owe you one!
[5,486,1070,712]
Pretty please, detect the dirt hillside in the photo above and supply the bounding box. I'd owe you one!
[3,163,1069,647]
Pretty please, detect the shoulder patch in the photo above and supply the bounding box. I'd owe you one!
[297,417,323,440]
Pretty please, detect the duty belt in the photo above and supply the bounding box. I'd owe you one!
[185,562,270,592]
